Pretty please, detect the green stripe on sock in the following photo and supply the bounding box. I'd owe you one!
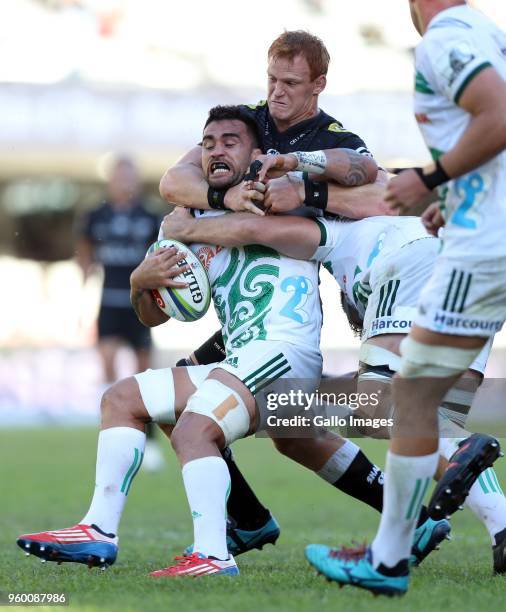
[484,468,498,494]
[477,474,489,494]
[417,478,431,515]
[491,470,505,496]
[406,479,423,520]
[225,481,231,518]
[125,451,144,496]
[121,448,140,494]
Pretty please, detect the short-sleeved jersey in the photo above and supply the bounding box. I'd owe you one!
[189,210,322,355]
[240,101,373,157]
[414,5,506,258]
[81,202,159,307]
[312,216,430,318]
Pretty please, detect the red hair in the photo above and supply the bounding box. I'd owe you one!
[268,30,330,80]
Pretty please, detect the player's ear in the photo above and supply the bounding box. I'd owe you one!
[251,147,262,161]
[313,75,326,95]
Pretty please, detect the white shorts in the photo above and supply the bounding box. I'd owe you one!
[415,255,506,338]
[362,237,439,341]
[135,339,322,424]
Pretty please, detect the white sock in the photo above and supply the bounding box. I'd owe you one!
[182,456,230,560]
[439,437,506,543]
[372,450,439,569]
[81,427,146,535]
[466,468,506,544]
[317,439,360,483]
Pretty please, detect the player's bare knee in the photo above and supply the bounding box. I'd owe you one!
[171,412,225,456]
[101,377,147,427]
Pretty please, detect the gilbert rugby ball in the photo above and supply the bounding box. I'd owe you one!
[147,239,211,322]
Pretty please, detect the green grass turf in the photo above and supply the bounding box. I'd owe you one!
[1,428,506,611]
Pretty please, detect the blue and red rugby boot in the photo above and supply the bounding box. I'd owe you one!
[17,524,118,569]
[150,552,239,577]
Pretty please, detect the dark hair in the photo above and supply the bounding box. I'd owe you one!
[204,105,260,147]
[340,291,363,337]
[268,30,330,80]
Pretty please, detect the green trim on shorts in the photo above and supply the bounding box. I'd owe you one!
[314,219,327,247]
[443,269,457,311]
[252,366,292,394]
[245,359,290,394]
[242,353,285,384]
[376,279,400,318]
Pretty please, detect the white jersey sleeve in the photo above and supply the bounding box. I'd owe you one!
[420,24,493,104]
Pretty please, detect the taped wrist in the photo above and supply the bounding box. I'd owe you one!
[303,172,328,210]
[414,159,450,190]
[207,186,228,210]
[292,150,326,174]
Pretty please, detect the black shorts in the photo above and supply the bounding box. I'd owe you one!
[98,306,152,350]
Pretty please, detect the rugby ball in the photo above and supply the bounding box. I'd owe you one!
[147,239,211,322]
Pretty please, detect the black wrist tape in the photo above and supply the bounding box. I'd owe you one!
[207,187,227,210]
[414,159,450,190]
[303,172,328,210]
[193,330,226,365]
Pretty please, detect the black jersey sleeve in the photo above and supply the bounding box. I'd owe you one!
[316,123,374,158]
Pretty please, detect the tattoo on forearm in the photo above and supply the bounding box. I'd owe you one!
[342,151,370,186]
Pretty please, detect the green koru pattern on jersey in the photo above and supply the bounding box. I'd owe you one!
[352,265,372,311]
[415,70,435,94]
[214,245,280,349]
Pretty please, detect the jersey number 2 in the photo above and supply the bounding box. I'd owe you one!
[451,173,484,229]
[280,276,312,323]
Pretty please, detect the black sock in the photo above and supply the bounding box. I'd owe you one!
[221,447,271,530]
[417,505,429,528]
[332,450,384,512]
[334,452,430,524]
[145,422,156,440]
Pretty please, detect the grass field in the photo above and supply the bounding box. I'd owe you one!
[2,428,506,611]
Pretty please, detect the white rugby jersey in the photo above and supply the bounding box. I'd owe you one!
[414,4,506,257]
[312,216,430,317]
[190,210,322,354]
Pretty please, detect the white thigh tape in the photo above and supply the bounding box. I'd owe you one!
[185,379,250,446]
[399,336,481,378]
[134,367,176,423]
[359,343,401,372]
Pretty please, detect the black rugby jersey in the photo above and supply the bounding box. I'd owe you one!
[239,100,372,157]
[81,202,159,308]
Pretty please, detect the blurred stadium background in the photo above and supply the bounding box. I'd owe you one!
[1,0,505,425]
